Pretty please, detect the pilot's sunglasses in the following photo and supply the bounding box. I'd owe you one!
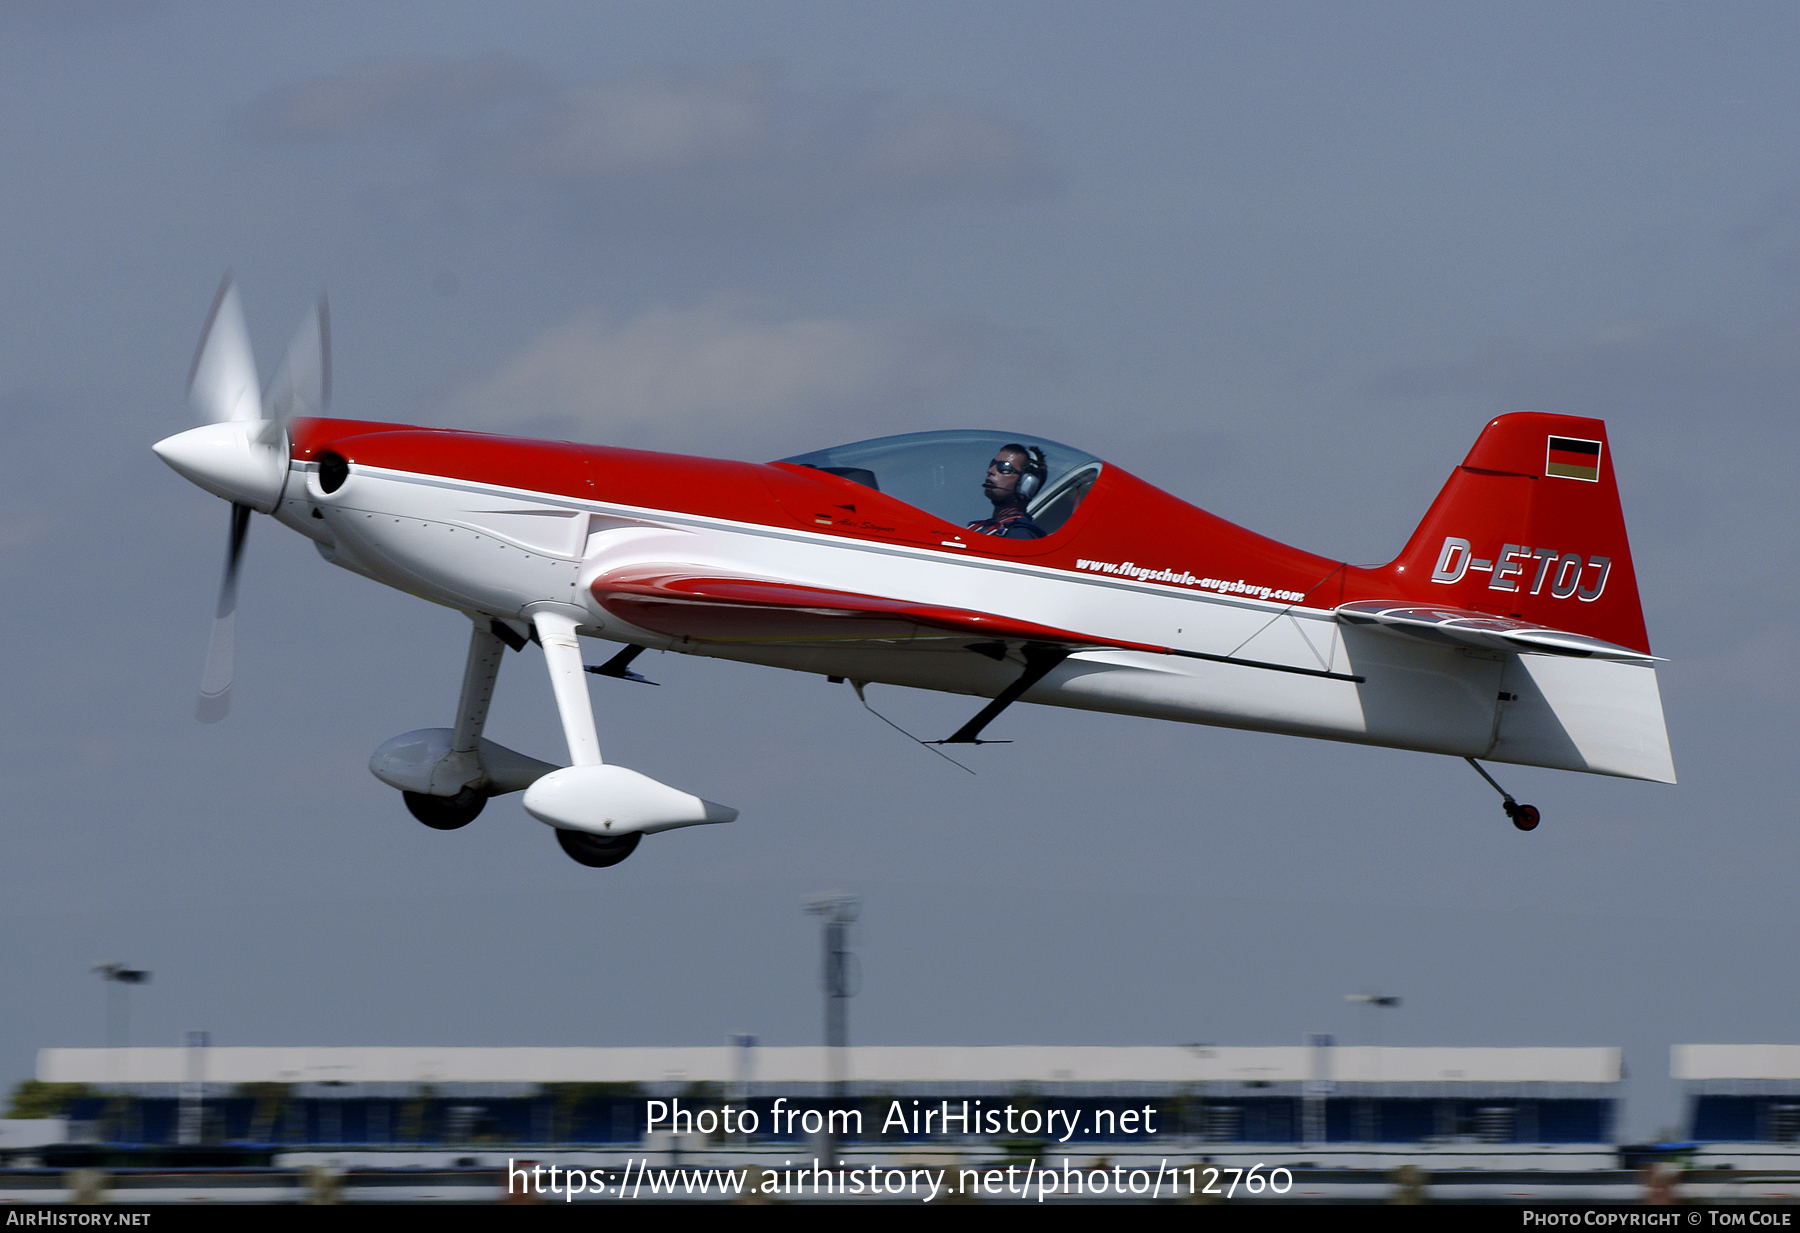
[988,460,1021,474]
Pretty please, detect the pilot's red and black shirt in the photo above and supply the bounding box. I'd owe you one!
[967,512,1046,539]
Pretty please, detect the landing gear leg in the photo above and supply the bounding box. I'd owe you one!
[532,609,603,767]
[451,619,507,766]
[533,608,626,867]
[370,619,564,823]
[1465,758,1540,832]
[521,607,734,867]
[401,620,506,830]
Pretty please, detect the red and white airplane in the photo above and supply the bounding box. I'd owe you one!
[154,284,1673,867]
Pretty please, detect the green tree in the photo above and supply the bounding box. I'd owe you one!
[6,1080,92,1119]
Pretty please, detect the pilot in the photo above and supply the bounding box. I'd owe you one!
[968,444,1048,539]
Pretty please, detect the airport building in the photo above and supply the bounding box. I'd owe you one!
[1676,1045,1800,1144]
[30,1044,1621,1149]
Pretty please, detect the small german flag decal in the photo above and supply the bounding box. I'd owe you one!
[1546,435,1602,482]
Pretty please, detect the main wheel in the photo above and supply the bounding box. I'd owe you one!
[403,788,486,831]
[1508,803,1540,832]
[555,828,642,868]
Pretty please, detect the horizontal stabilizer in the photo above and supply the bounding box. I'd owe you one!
[1336,600,1658,662]
[591,567,1167,653]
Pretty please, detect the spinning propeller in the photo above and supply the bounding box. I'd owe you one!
[155,278,329,721]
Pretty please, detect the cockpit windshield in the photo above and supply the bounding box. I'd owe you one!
[779,430,1103,536]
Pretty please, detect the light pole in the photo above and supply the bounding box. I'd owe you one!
[1344,992,1402,1143]
[94,963,151,1049]
[94,963,150,1085]
[179,1030,210,1146]
[730,1034,757,1146]
[1303,1033,1333,1146]
[804,892,860,1167]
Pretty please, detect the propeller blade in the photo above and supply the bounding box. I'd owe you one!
[262,294,330,439]
[187,277,262,426]
[196,503,252,723]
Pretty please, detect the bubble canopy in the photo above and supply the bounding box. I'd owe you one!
[778,430,1104,535]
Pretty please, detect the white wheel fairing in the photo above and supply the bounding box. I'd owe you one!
[369,729,560,797]
[522,765,737,836]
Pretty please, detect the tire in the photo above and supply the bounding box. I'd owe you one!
[555,828,642,868]
[1510,804,1540,832]
[403,788,486,831]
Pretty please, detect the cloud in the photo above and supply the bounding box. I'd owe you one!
[508,68,1054,202]
[514,72,778,177]
[439,296,1062,456]
[244,58,1060,231]
[245,53,544,139]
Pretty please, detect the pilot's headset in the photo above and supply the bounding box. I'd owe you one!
[1014,445,1049,503]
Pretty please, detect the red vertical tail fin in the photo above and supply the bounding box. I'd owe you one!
[1379,413,1650,656]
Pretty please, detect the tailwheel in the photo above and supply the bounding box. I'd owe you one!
[1468,759,1543,834]
[555,828,641,868]
[1506,802,1541,832]
[403,788,486,831]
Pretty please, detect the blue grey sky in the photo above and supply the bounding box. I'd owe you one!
[3,2,1798,1137]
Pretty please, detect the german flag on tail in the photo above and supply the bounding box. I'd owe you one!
[1546,435,1602,482]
